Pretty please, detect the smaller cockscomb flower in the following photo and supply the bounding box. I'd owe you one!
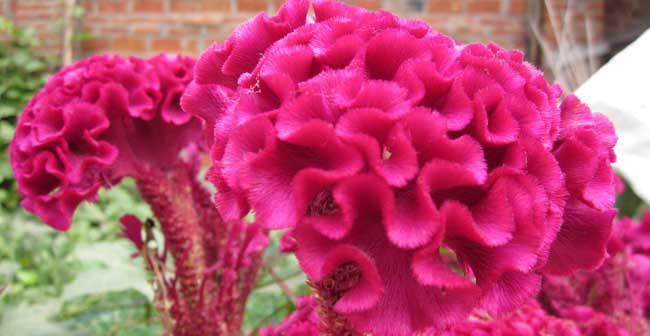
[10,54,198,230]
[183,0,618,334]
[442,300,628,336]
[542,213,650,334]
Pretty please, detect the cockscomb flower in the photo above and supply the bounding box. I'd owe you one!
[182,0,618,333]
[10,54,199,230]
[442,300,628,336]
[10,54,270,335]
[262,297,630,336]
[542,213,650,334]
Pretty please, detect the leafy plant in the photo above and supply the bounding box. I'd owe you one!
[0,16,56,211]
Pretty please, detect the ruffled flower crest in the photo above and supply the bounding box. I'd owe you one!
[10,54,200,230]
[183,0,618,334]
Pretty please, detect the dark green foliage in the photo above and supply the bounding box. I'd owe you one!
[0,17,56,211]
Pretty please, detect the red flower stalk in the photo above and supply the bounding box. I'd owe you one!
[10,54,268,335]
[183,0,618,334]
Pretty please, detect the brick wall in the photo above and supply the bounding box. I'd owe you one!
[1,0,638,72]
[0,0,530,57]
[79,0,536,57]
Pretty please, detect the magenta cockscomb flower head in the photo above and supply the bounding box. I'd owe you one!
[542,213,650,334]
[10,54,198,230]
[442,300,628,336]
[183,0,618,333]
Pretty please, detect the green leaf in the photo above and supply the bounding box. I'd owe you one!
[0,301,81,336]
[62,241,153,302]
[15,269,39,286]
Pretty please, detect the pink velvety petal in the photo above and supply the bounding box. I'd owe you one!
[274,0,310,29]
[180,82,232,147]
[321,245,384,313]
[403,108,487,183]
[294,169,350,240]
[161,86,192,125]
[480,271,542,315]
[347,246,481,334]
[402,61,473,131]
[558,94,593,138]
[17,151,67,198]
[349,80,410,118]
[209,165,250,221]
[96,82,130,119]
[543,198,615,276]
[554,132,615,211]
[294,218,339,278]
[128,87,159,121]
[222,0,308,78]
[17,152,90,231]
[583,159,615,211]
[313,0,368,22]
[316,33,364,69]
[194,40,239,87]
[336,108,418,187]
[412,242,477,288]
[471,85,520,145]
[258,45,314,101]
[298,68,364,113]
[470,177,517,245]
[365,29,429,80]
[445,170,550,284]
[523,141,567,266]
[460,43,526,93]
[57,136,118,185]
[243,138,363,229]
[31,105,65,145]
[63,102,111,139]
[419,159,483,207]
[279,229,297,253]
[276,94,337,144]
[443,197,514,248]
[335,174,395,239]
[222,116,277,189]
[20,191,87,232]
[390,182,440,249]
[336,174,436,250]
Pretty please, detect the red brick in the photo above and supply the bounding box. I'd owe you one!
[170,0,230,12]
[82,38,111,52]
[132,22,163,34]
[98,0,128,13]
[112,36,145,52]
[202,0,231,11]
[428,0,463,13]
[348,0,381,10]
[181,38,202,55]
[238,0,267,12]
[509,0,527,14]
[467,0,501,13]
[152,38,182,52]
[170,0,195,11]
[134,0,165,12]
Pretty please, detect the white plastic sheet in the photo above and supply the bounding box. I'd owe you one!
[576,29,650,203]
